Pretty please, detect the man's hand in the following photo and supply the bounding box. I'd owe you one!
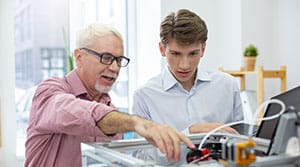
[189,122,238,134]
[132,116,195,162]
[97,111,195,162]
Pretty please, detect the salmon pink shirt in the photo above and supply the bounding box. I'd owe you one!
[25,70,122,167]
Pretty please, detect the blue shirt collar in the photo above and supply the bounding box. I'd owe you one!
[162,66,211,91]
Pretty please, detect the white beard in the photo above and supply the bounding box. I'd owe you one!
[95,82,112,94]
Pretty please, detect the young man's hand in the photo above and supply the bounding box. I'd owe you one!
[189,122,238,134]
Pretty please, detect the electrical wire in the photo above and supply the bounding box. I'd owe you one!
[198,99,286,150]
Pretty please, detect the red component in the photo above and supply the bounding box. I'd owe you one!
[200,148,211,161]
[186,148,211,163]
[201,148,210,155]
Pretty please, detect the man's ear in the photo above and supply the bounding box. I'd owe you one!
[201,42,207,58]
[202,42,207,52]
[74,48,82,67]
[159,42,166,57]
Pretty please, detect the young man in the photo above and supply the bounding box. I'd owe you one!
[132,9,244,165]
[24,23,195,167]
[133,9,243,136]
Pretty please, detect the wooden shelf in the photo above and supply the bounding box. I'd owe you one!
[219,66,287,119]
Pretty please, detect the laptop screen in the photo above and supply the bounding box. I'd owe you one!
[255,86,300,155]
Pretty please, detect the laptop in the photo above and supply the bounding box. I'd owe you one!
[231,123,258,136]
[232,86,300,155]
[256,86,300,155]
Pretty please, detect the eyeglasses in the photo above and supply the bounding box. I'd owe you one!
[80,47,130,67]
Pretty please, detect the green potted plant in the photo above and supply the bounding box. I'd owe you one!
[62,27,75,73]
[243,44,259,71]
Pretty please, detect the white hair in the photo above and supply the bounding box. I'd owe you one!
[75,23,123,48]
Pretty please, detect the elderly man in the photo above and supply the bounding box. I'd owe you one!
[25,23,195,167]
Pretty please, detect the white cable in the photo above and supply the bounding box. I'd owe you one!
[247,99,285,136]
[198,99,286,150]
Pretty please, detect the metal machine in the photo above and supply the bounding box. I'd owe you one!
[81,112,300,167]
[81,86,300,166]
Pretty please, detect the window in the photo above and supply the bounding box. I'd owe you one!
[40,48,67,79]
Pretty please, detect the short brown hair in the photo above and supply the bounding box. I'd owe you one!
[160,9,208,46]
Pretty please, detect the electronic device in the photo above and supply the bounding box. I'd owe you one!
[257,86,300,155]
[232,86,300,156]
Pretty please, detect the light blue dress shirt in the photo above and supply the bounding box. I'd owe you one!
[132,66,244,135]
[132,67,244,166]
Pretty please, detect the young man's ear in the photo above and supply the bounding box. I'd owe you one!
[202,42,207,52]
[159,42,166,57]
[200,42,207,58]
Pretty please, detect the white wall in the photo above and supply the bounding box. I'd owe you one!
[0,0,18,166]
[275,0,300,89]
[241,0,300,98]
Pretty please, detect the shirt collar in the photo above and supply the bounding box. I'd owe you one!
[195,68,211,83]
[65,69,87,97]
[65,69,112,105]
[162,66,211,91]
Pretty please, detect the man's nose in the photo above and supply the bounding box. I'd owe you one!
[108,59,120,71]
[179,56,190,69]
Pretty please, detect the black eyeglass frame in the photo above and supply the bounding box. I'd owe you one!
[80,47,130,67]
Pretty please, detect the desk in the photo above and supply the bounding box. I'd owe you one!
[219,66,287,118]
